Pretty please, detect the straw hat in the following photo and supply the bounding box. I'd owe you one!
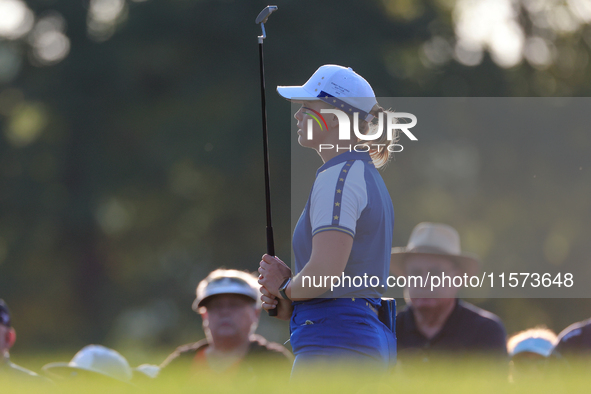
[390,222,480,276]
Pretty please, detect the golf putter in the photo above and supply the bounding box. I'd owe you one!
[256,5,279,316]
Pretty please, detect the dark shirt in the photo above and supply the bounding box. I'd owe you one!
[554,318,591,358]
[396,299,507,361]
[159,334,293,379]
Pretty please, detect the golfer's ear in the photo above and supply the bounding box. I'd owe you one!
[328,113,340,129]
[6,328,16,349]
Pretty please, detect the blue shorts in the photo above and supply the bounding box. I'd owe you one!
[289,298,396,376]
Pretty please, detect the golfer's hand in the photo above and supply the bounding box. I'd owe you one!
[260,285,293,321]
[257,254,292,298]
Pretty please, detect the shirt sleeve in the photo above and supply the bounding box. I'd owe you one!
[309,160,368,238]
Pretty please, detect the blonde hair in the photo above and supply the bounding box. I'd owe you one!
[349,103,398,169]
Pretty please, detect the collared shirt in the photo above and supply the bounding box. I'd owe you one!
[396,299,507,360]
[554,317,591,357]
[292,151,394,301]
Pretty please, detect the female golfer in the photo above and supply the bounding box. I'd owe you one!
[257,64,396,374]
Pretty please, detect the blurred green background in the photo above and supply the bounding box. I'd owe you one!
[1,0,591,362]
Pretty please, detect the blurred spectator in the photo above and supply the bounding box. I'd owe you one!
[160,269,292,379]
[0,299,47,382]
[507,327,557,381]
[391,223,507,361]
[42,344,158,385]
[134,363,161,380]
[553,317,591,359]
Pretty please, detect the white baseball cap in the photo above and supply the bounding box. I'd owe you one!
[510,337,555,358]
[193,269,260,310]
[277,64,378,121]
[42,345,133,382]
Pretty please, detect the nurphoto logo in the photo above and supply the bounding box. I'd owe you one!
[304,108,418,153]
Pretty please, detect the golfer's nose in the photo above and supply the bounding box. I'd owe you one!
[294,108,304,121]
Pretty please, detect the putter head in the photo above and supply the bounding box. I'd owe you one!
[255,5,278,24]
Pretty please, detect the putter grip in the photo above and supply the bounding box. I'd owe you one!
[266,227,278,316]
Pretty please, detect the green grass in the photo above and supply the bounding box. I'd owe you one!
[3,356,588,393]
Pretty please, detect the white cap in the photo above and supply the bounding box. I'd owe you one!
[193,269,260,310]
[42,345,133,382]
[277,64,378,121]
[510,337,555,358]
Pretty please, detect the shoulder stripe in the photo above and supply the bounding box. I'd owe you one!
[331,160,355,227]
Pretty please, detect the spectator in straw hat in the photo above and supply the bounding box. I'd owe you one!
[160,269,292,380]
[391,223,507,361]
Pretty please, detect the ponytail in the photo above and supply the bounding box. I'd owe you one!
[354,104,397,169]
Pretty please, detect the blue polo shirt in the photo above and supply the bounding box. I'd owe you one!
[292,151,394,302]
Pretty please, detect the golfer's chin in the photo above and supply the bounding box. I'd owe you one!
[297,132,315,149]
